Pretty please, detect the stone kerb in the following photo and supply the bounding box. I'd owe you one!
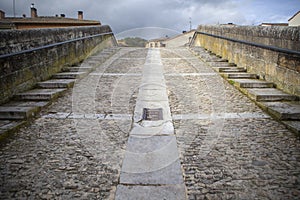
[193,25,300,97]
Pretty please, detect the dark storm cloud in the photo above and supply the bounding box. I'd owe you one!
[0,0,299,37]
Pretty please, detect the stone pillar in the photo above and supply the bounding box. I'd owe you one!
[78,11,83,20]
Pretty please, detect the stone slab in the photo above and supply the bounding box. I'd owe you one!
[66,67,94,72]
[247,88,298,102]
[263,102,300,120]
[231,79,274,88]
[37,79,75,88]
[211,62,231,67]
[120,158,183,184]
[15,89,66,101]
[0,120,26,140]
[3,101,50,108]
[0,106,39,119]
[218,67,247,73]
[138,89,169,101]
[212,66,244,72]
[221,73,257,79]
[141,77,165,85]
[115,185,186,200]
[126,135,176,153]
[0,120,11,126]
[121,135,180,172]
[138,83,166,90]
[52,72,87,79]
[130,121,174,136]
[282,121,300,134]
[203,57,225,62]
[0,120,25,130]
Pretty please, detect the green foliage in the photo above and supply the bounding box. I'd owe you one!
[118,37,147,47]
[228,80,235,85]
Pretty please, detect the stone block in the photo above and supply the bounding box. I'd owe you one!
[37,79,75,88]
[0,106,39,119]
[282,121,300,134]
[52,72,87,79]
[65,67,94,72]
[247,88,298,102]
[232,79,274,88]
[263,102,300,120]
[15,89,66,101]
[221,73,257,79]
[115,185,186,200]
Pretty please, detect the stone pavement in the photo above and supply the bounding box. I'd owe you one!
[115,49,186,199]
[0,47,299,199]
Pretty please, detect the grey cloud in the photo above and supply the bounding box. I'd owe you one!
[0,0,299,38]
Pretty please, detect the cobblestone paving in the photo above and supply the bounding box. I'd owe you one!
[161,48,300,200]
[0,47,299,200]
[0,47,144,199]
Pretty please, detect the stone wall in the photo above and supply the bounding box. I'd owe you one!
[193,25,300,96]
[0,25,117,104]
[164,30,195,48]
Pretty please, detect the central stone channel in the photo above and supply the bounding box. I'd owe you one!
[116,49,186,199]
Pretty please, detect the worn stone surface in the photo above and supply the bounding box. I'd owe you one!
[0,106,39,119]
[162,48,300,200]
[247,88,298,101]
[263,101,300,120]
[15,89,67,101]
[37,79,75,88]
[117,48,186,198]
[0,47,143,199]
[231,79,274,88]
[115,185,187,200]
[0,47,299,200]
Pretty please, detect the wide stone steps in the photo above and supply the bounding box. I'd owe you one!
[212,62,236,67]
[261,102,300,120]
[189,46,300,134]
[15,89,67,101]
[65,67,94,72]
[52,72,88,79]
[230,79,274,88]
[0,120,26,139]
[0,106,39,120]
[0,102,49,120]
[221,73,258,79]
[246,88,298,102]
[37,79,75,89]
[0,47,120,136]
[213,67,247,73]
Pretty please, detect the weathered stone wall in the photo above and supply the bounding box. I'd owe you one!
[193,25,300,96]
[0,25,117,104]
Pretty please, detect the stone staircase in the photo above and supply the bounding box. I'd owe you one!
[190,46,300,134]
[0,47,119,139]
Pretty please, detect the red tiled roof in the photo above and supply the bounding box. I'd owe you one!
[0,16,100,25]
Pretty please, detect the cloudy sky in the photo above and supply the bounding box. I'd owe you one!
[0,0,299,38]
